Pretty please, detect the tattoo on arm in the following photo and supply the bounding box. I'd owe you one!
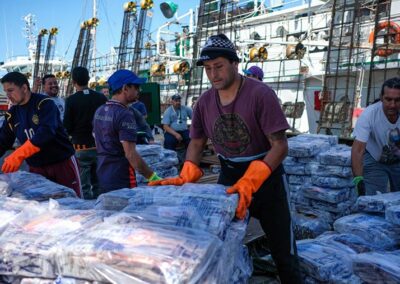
[267,130,287,141]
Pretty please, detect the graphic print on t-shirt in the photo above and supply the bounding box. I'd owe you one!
[380,127,400,163]
[213,113,250,155]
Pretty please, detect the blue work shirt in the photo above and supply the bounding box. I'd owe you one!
[162,105,192,132]
[93,100,138,192]
[0,93,74,167]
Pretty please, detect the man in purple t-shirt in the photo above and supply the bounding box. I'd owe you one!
[149,34,301,283]
[93,69,160,192]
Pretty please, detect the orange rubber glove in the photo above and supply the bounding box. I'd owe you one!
[148,161,203,186]
[2,140,40,173]
[226,160,272,219]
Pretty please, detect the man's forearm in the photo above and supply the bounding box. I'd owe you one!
[264,130,288,171]
[131,154,153,178]
[351,140,366,177]
[185,138,207,165]
[351,151,364,176]
[163,124,178,135]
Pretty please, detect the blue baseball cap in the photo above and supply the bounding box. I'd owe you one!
[244,66,264,81]
[108,69,147,92]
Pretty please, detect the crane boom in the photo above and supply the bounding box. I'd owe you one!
[132,0,153,73]
[117,2,138,69]
[42,27,58,76]
[32,29,48,86]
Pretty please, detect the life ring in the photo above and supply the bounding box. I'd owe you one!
[369,21,400,57]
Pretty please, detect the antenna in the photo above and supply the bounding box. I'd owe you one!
[22,14,37,59]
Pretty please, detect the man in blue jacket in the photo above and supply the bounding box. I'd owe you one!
[0,72,82,197]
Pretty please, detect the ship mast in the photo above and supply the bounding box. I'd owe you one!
[22,14,37,60]
[91,0,97,78]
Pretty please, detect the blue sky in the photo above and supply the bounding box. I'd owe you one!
[0,0,197,63]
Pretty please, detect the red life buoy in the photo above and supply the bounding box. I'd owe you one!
[369,21,400,57]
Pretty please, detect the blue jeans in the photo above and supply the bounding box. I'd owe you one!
[163,130,190,151]
[75,149,100,199]
[363,152,400,195]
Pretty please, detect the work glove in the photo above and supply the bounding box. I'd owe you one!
[148,172,162,182]
[2,140,40,173]
[353,176,366,196]
[226,160,272,219]
[148,161,203,186]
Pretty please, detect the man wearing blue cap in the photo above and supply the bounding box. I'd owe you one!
[93,69,160,192]
[244,66,264,81]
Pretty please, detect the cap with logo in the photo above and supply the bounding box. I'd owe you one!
[108,69,147,92]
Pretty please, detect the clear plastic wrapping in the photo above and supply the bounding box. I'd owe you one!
[355,192,400,214]
[43,198,96,210]
[136,144,163,157]
[297,134,339,146]
[162,148,178,159]
[0,197,42,234]
[5,171,77,201]
[292,212,331,239]
[302,186,350,204]
[305,162,352,178]
[55,222,223,283]
[311,175,353,189]
[288,175,312,185]
[94,188,148,211]
[151,158,179,169]
[297,239,353,282]
[283,162,307,175]
[316,231,375,254]
[288,139,330,158]
[0,176,12,196]
[386,205,400,225]
[215,219,251,283]
[310,199,355,215]
[122,184,238,238]
[318,145,352,166]
[352,250,400,283]
[333,213,400,251]
[0,210,109,278]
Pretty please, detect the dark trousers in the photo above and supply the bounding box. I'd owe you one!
[218,157,302,284]
[75,149,100,199]
[163,129,190,151]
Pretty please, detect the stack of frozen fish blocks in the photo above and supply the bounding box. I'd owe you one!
[284,134,356,239]
[296,193,400,283]
[93,183,253,283]
[135,144,179,185]
[0,183,253,283]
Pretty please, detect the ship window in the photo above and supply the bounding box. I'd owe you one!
[250,32,261,40]
[276,26,287,37]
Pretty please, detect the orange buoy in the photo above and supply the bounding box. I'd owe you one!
[369,21,400,57]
